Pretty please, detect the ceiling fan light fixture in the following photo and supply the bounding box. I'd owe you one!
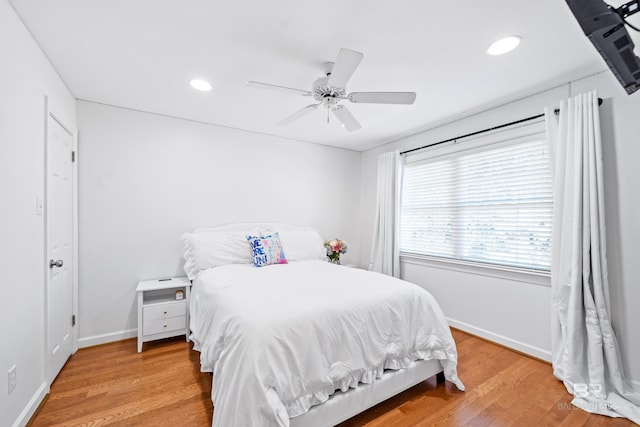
[190,79,212,91]
[487,36,521,55]
[246,47,416,132]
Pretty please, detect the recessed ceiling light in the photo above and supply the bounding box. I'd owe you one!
[487,36,521,55]
[190,79,212,91]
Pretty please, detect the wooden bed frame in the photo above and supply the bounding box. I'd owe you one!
[289,360,444,426]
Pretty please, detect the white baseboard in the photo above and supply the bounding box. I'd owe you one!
[79,328,137,348]
[12,382,48,427]
[447,317,552,362]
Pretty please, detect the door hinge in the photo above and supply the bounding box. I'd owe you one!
[72,314,76,327]
[71,151,76,162]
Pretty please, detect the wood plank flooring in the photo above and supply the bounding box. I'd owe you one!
[28,329,636,426]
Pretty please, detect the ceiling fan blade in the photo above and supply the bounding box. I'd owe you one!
[348,92,417,104]
[277,104,320,126]
[332,105,362,132]
[327,48,364,88]
[246,81,312,96]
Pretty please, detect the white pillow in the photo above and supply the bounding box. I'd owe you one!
[275,229,326,262]
[181,231,256,280]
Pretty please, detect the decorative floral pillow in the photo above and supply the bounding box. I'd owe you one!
[246,233,288,267]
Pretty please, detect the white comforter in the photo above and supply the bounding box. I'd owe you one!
[190,261,464,427]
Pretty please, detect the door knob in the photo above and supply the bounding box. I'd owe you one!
[49,259,64,268]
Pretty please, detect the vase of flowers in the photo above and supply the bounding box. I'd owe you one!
[324,239,348,264]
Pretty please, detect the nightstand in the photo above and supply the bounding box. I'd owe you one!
[136,277,191,353]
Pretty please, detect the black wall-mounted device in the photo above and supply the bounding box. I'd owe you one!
[566,0,640,94]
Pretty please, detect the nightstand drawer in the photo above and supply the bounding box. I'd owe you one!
[143,315,186,335]
[143,300,186,321]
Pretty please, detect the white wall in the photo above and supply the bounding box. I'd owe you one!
[76,101,362,345]
[359,71,640,381]
[0,1,76,426]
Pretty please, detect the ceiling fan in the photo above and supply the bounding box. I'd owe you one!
[246,48,417,132]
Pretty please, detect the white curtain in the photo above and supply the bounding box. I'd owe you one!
[546,91,640,424]
[369,150,402,277]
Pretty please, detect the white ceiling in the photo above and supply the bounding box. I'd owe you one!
[9,0,632,151]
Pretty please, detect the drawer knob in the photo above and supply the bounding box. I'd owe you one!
[163,310,167,314]
[163,324,167,328]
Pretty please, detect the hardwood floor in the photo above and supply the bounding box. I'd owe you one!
[28,329,635,427]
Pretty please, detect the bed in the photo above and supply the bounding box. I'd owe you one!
[182,223,464,426]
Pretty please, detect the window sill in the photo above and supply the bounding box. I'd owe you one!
[400,253,551,287]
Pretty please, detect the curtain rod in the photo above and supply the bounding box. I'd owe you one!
[400,97,603,156]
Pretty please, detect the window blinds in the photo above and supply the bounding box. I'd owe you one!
[400,121,552,271]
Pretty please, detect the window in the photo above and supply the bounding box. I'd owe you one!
[400,120,552,272]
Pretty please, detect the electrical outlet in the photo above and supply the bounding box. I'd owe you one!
[8,365,16,395]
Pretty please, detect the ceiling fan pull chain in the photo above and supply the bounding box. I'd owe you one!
[327,105,330,124]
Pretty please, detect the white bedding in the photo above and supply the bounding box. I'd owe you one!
[190,260,464,427]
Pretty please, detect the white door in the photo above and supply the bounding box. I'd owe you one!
[46,114,74,384]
